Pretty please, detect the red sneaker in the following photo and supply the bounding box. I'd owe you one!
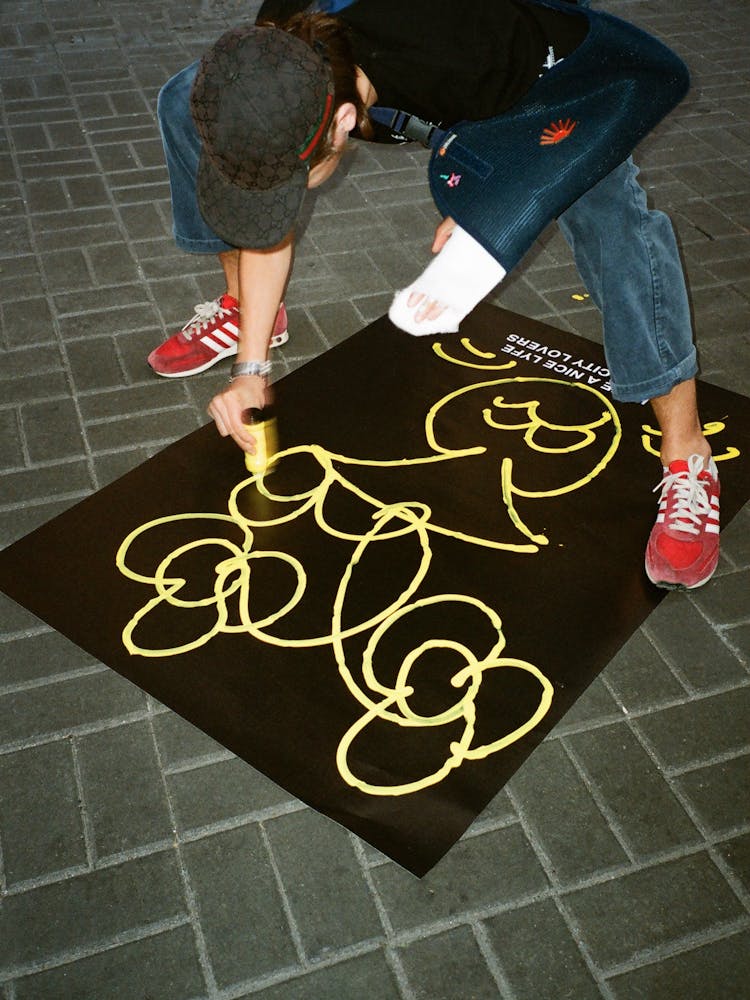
[645,454,720,590]
[148,294,289,377]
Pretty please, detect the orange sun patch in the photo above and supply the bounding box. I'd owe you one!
[539,118,578,146]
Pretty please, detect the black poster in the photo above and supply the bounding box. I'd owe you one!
[1,305,748,876]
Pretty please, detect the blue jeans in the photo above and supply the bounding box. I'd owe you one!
[558,160,696,401]
[157,61,234,254]
[158,36,697,402]
[562,0,696,402]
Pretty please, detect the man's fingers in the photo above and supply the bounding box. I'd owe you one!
[207,402,229,438]
[415,298,447,322]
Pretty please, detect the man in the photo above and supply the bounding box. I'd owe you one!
[149,0,720,590]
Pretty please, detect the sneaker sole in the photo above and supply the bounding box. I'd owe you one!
[149,326,289,378]
[645,562,718,591]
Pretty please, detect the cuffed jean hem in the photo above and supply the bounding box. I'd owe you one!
[609,347,698,403]
[174,231,236,254]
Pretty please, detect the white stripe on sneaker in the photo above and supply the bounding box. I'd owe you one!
[211,327,238,347]
[200,335,225,353]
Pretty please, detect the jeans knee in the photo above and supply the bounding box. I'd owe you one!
[157,62,198,132]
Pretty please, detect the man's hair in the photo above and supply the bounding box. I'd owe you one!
[258,11,374,163]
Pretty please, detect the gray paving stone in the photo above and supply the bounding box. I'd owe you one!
[2,295,56,348]
[1,326,64,390]
[91,447,152,488]
[484,899,601,1000]
[0,216,34,259]
[0,849,185,973]
[76,720,174,858]
[87,243,143,287]
[152,711,225,769]
[690,568,750,627]
[495,278,569,322]
[145,276,207,329]
[0,497,90,548]
[0,739,86,885]
[0,254,40,301]
[40,247,93,292]
[635,686,750,771]
[0,670,146,747]
[507,740,628,883]
[32,207,115,238]
[551,675,622,731]
[2,458,93,506]
[265,808,382,959]
[644,594,748,689]
[562,852,746,971]
[470,787,516,828]
[20,397,85,463]
[364,242,431,289]
[692,286,750,344]
[25,178,69,214]
[723,623,750,666]
[11,925,208,1000]
[566,724,701,858]
[118,202,172,242]
[397,925,500,1000]
[608,930,750,1000]
[0,592,42,634]
[181,824,298,988]
[0,409,24,469]
[54,283,149,317]
[237,949,402,1000]
[0,628,97,687]
[85,407,196,452]
[307,212,398,256]
[717,831,750,893]
[353,291,396,324]
[35,223,123,254]
[57,302,160,341]
[77,382,188,423]
[66,336,126,392]
[674,753,750,836]
[167,757,292,833]
[601,629,686,711]
[309,300,364,349]
[371,825,548,932]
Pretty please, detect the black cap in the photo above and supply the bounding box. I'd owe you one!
[191,25,334,248]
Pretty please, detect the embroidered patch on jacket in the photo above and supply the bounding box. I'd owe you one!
[539,118,578,146]
[439,172,462,188]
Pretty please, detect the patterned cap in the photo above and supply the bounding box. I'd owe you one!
[191,26,334,249]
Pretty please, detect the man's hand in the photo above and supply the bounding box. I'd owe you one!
[207,376,269,454]
[432,216,457,253]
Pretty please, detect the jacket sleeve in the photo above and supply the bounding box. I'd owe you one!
[256,0,312,22]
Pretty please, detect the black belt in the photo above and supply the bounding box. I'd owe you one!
[368,106,449,150]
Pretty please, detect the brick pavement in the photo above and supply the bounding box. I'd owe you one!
[1,1,749,997]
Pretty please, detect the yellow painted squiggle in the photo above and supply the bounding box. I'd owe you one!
[116,338,625,796]
[641,421,741,462]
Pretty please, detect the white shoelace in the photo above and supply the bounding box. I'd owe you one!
[181,299,233,340]
[655,454,712,535]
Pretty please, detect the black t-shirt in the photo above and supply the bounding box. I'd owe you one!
[257,0,587,127]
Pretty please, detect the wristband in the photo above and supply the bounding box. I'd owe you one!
[229,360,272,381]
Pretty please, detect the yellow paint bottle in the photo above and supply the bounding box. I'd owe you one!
[242,407,278,475]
